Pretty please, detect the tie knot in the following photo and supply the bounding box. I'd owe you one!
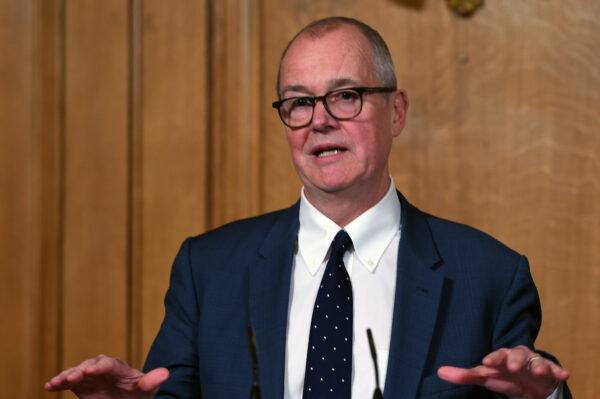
[331,230,353,257]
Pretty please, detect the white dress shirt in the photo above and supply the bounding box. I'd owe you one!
[284,182,401,399]
[283,180,562,399]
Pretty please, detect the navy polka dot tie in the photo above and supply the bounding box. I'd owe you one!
[303,230,353,398]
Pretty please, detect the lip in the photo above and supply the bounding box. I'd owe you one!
[310,142,349,158]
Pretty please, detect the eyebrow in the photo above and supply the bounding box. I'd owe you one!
[280,84,310,96]
[327,78,360,89]
[280,77,362,98]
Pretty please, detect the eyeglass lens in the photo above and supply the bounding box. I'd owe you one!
[279,89,362,128]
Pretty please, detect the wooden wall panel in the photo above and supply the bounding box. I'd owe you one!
[0,0,63,397]
[259,1,600,397]
[61,0,129,373]
[132,0,210,367]
[35,0,63,396]
[209,0,261,226]
[0,1,40,397]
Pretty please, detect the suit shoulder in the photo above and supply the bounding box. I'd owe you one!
[185,204,298,251]
[422,211,523,264]
[414,209,532,307]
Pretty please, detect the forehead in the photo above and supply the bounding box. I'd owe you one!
[279,26,376,94]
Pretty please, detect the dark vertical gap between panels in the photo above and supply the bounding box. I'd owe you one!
[205,0,215,229]
[31,0,44,394]
[56,0,66,393]
[33,0,62,391]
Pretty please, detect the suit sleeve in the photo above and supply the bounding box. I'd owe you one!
[492,255,542,350]
[144,238,202,398]
[494,256,573,399]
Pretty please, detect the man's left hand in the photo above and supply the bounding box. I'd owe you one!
[437,345,569,399]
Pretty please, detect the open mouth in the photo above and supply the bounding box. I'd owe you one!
[313,145,347,158]
[317,148,344,157]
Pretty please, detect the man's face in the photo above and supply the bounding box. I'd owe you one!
[278,26,407,201]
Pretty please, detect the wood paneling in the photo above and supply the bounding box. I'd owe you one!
[209,0,261,226]
[0,1,39,397]
[35,0,63,395]
[132,0,209,367]
[1,0,598,397]
[61,0,129,368]
[0,0,63,396]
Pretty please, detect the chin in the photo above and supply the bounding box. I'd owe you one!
[300,168,372,195]
[309,178,358,195]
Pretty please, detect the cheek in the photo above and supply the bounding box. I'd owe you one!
[357,131,383,155]
[285,132,302,153]
[357,132,392,167]
[285,131,310,165]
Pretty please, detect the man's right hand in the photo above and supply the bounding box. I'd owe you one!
[44,355,169,399]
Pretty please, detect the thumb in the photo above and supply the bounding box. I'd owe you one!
[138,368,169,392]
[438,366,470,384]
[438,365,490,385]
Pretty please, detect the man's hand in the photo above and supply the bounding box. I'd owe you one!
[438,346,569,399]
[44,354,169,399]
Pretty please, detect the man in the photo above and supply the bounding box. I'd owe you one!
[45,17,569,398]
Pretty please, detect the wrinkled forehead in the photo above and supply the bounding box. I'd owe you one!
[279,26,376,93]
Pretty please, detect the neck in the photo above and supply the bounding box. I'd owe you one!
[304,178,391,227]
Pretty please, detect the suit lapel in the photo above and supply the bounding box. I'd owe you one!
[248,203,299,399]
[383,193,445,399]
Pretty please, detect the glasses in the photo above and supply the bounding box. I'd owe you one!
[272,86,396,128]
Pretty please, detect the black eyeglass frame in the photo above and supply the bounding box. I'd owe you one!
[272,86,397,128]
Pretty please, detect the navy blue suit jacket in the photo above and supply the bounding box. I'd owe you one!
[144,193,543,398]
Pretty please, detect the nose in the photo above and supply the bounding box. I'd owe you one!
[311,99,335,131]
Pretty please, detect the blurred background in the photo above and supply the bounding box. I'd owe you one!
[1,0,598,397]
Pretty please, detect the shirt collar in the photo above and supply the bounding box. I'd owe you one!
[298,180,401,275]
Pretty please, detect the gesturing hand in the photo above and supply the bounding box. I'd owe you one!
[437,345,569,399]
[44,354,169,399]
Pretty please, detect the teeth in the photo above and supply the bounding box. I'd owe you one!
[318,149,342,157]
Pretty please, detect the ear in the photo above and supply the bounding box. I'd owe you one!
[391,89,409,137]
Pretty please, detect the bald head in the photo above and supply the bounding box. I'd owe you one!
[276,17,397,97]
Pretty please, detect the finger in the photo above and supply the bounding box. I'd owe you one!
[45,368,75,391]
[138,368,170,392]
[44,377,69,392]
[46,356,101,385]
[524,358,569,397]
[528,366,564,398]
[84,357,110,374]
[529,358,553,378]
[531,360,569,381]
[78,356,102,369]
[45,380,73,392]
[482,348,508,368]
[547,362,569,381]
[506,346,531,372]
[65,368,86,384]
[438,365,499,385]
[49,367,76,386]
[44,355,111,391]
[83,355,122,375]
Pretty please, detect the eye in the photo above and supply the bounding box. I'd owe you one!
[329,90,359,103]
[291,97,313,108]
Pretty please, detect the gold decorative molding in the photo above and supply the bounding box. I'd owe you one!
[446,0,484,17]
